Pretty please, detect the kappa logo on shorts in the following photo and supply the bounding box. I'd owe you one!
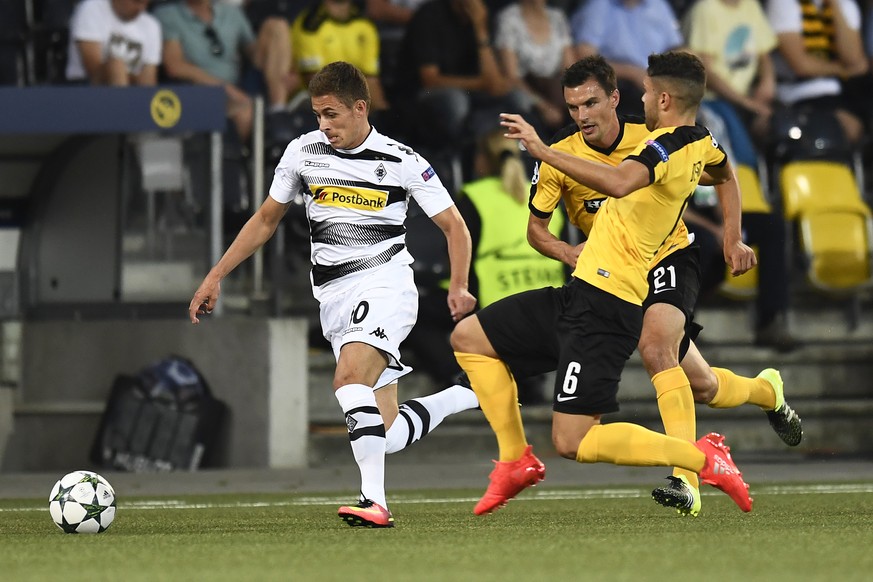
[369,327,389,340]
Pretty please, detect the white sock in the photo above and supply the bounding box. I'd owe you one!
[334,383,387,508]
[385,384,479,454]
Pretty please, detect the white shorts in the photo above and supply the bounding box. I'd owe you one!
[318,262,417,389]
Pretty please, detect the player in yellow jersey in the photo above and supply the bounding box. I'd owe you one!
[524,57,802,517]
[452,51,757,516]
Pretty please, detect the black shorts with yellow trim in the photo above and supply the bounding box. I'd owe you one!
[477,278,642,415]
[643,244,703,360]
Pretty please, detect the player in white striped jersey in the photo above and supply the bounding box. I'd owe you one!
[189,62,478,528]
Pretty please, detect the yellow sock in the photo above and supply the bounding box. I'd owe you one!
[652,366,698,489]
[576,423,705,472]
[455,351,528,461]
[710,367,776,409]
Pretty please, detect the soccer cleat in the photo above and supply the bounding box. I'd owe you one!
[758,368,803,446]
[338,499,395,528]
[695,432,753,513]
[474,445,545,515]
[651,475,701,517]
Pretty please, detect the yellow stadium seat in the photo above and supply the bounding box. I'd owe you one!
[736,164,771,213]
[780,160,867,219]
[777,159,873,292]
[799,209,873,292]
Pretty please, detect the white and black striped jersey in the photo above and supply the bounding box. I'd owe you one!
[269,126,454,294]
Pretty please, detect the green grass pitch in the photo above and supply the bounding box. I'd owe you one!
[3,483,873,581]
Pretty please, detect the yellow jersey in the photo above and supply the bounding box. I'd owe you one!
[291,5,380,77]
[573,123,727,305]
[531,116,650,237]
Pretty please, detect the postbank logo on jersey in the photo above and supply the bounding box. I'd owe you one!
[312,185,388,211]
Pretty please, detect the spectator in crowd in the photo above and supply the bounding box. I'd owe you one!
[393,0,530,158]
[494,0,575,134]
[290,0,389,117]
[154,0,294,142]
[682,0,798,351]
[66,0,162,86]
[683,0,776,148]
[458,128,566,306]
[365,0,429,37]
[766,0,870,145]
[570,0,683,116]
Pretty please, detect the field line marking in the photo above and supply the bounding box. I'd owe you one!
[3,482,873,513]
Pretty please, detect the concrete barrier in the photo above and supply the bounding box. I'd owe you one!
[1,317,308,472]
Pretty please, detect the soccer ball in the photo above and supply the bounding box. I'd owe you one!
[48,470,116,533]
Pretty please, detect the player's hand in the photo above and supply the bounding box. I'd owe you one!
[447,288,477,323]
[724,240,757,277]
[189,279,221,324]
[565,242,585,268]
[500,113,548,159]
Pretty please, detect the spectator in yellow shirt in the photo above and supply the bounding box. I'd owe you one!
[290,0,389,113]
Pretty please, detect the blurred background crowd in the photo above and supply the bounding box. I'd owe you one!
[1,0,873,400]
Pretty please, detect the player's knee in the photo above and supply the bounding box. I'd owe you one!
[638,336,679,377]
[450,316,479,353]
[690,370,718,404]
[552,433,581,460]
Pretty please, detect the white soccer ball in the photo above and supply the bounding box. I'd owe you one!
[48,470,116,533]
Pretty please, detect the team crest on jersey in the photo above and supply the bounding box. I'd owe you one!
[374,163,387,182]
[421,166,435,181]
[312,185,388,210]
[646,139,669,162]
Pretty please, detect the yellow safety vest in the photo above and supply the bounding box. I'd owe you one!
[464,177,566,307]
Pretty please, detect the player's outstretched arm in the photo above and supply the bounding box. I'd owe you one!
[430,205,477,322]
[708,161,757,276]
[189,197,289,323]
[500,113,648,198]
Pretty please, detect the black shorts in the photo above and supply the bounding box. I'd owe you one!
[477,278,642,415]
[643,245,703,359]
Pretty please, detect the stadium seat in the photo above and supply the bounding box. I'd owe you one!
[768,105,873,295]
[737,163,772,214]
[799,208,873,292]
[780,160,868,219]
[779,161,873,292]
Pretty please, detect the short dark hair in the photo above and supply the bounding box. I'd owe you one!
[561,56,617,95]
[646,51,706,112]
[308,61,371,111]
